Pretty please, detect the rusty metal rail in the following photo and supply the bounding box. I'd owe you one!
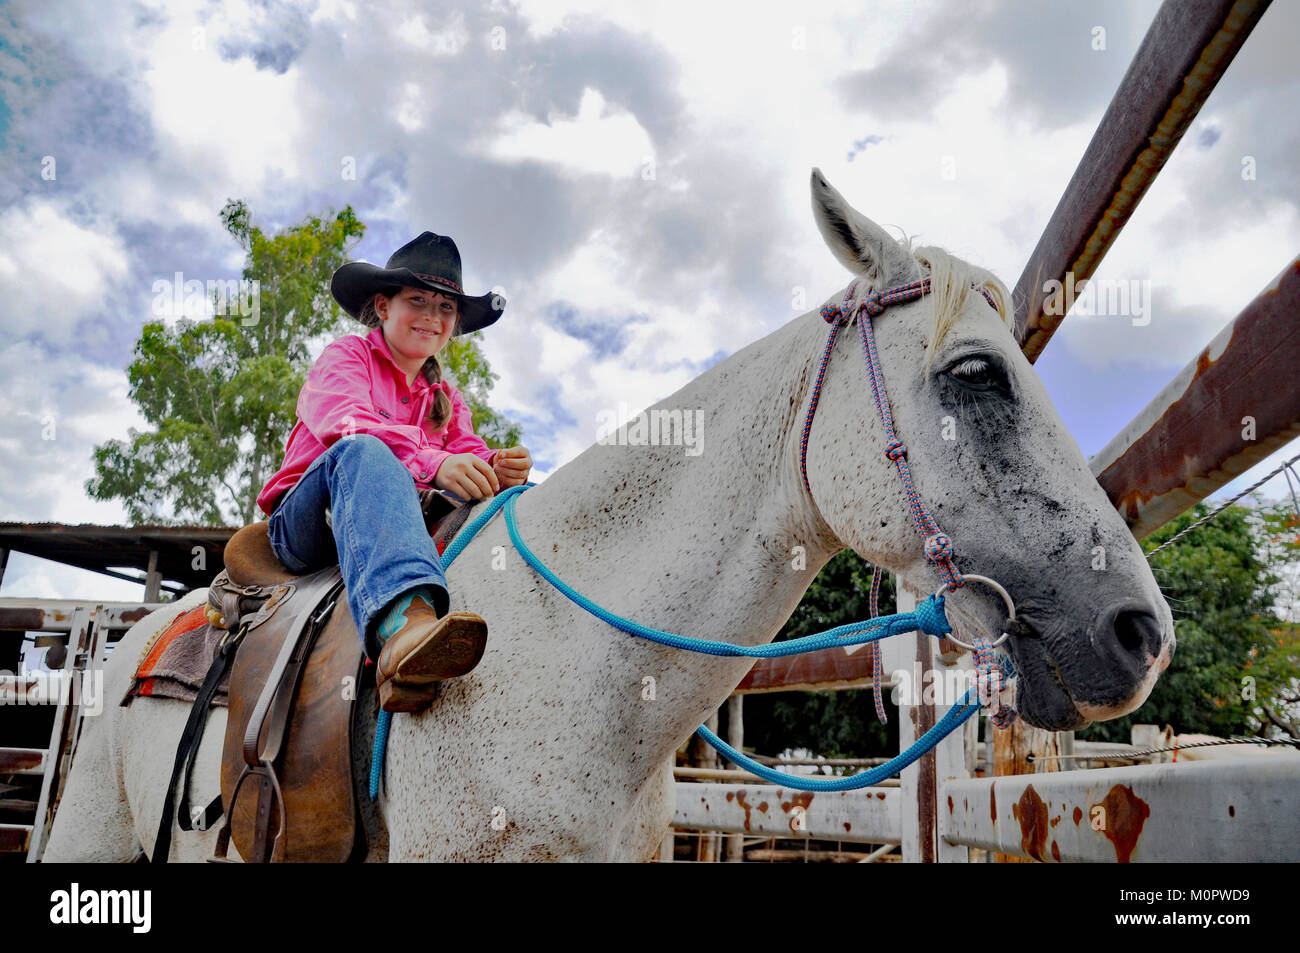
[737,649,898,694]
[0,599,163,633]
[1090,259,1300,538]
[673,782,901,844]
[676,757,1300,860]
[941,756,1300,862]
[1014,0,1271,360]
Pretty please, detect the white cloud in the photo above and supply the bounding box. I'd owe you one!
[396,12,470,54]
[0,343,139,525]
[479,87,655,178]
[0,552,153,603]
[61,365,149,445]
[311,0,359,26]
[92,162,217,231]
[141,5,304,184]
[393,81,429,133]
[1056,195,1300,374]
[3,0,1296,552]
[0,201,132,344]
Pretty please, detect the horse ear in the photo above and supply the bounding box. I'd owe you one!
[810,168,919,287]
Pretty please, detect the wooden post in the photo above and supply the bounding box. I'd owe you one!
[691,710,720,862]
[725,694,745,862]
[890,582,973,862]
[887,586,935,863]
[992,711,1061,863]
[143,550,161,604]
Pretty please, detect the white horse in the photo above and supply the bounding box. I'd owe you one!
[45,170,1174,862]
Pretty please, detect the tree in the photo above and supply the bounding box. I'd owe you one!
[441,335,524,450]
[1241,497,1300,738]
[1256,495,1300,623]
[88,201,524,526]
[742,550,899,759]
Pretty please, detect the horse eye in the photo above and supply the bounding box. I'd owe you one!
[946,357,1003,391]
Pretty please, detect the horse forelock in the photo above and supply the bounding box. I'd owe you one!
[840,243,1015,370]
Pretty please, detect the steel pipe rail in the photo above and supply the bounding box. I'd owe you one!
[673,782,901,844]
[1090,259,1300,538]
[941,756,1300,862]
[1014,0,1270,361]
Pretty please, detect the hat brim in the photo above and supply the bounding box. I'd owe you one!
[330,262,505,335]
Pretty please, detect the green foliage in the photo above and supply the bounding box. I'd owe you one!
[1256,496,1300,624]
[1242,622,1300,738]
[1079,502,1286,742]
[88,201,363,525]
[87,201,524,526]
[442,335,524,449]
[741,550,899,758]
[1241,498,1300,738]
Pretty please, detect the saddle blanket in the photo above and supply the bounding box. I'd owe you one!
[127,605,230,707]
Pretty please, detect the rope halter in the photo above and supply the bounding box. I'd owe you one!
[798,275,998,593]
[800,273,1018,726]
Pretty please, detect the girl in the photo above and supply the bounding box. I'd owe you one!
[256,231,533,712]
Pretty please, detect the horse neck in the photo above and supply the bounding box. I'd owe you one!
[518,308,851,752]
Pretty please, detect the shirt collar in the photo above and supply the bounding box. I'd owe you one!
[364,324,436,392]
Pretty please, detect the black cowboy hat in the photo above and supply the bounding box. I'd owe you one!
[330,231,505,335]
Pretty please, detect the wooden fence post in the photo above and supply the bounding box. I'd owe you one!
[992,711,1061,863]
[725,694,745,862]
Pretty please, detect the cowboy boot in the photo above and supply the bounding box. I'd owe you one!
[373,587,488,712]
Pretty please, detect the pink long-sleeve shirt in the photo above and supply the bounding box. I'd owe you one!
[256,324,499,516]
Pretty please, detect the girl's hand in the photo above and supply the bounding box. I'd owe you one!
[434,453,500,500]
[493,446,533,488]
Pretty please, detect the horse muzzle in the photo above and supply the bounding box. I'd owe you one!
[1008,598,1175,729]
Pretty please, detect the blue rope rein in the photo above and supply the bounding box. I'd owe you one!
[370,486,529,799]
[701,648,1014,790]
[698,698,980,791]
[370,482,1008,798]
[370,276,1022,797]
[496,486,954,656]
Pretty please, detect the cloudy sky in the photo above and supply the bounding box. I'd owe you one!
[1,0,1297,603]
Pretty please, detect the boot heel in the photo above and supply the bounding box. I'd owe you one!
[378,679,438,713]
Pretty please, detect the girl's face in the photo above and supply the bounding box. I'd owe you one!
[376,287,458,367]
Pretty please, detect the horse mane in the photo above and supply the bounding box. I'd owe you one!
[843,239,1015,370]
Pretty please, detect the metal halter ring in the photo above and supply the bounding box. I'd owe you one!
[932,573,1016,650]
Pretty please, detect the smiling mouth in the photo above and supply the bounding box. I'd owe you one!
[412,328,440,338]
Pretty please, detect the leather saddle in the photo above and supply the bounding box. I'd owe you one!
[204,492,477,863]
[212,523,363,862]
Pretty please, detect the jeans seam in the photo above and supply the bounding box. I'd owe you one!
[277,434,448,653]
[280,450,330,508]
[329,447,378,619]
[267,448,335,574]
[268,510,309,574]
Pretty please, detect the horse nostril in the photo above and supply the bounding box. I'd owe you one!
[1100,606,1164,662]
[1114,611,1145,654]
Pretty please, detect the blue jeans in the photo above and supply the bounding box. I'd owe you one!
[266,434,451,659]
